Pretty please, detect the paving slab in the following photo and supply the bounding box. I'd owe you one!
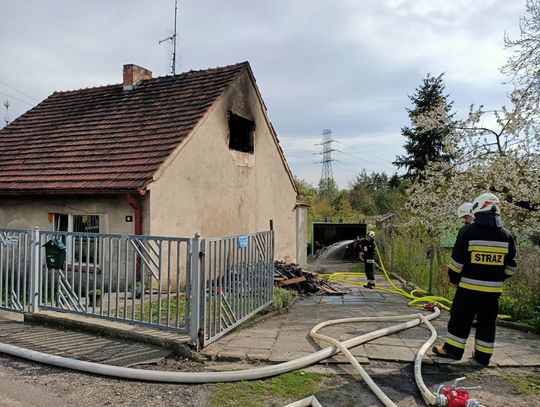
[201,268,540,369]
[365,343,416,362]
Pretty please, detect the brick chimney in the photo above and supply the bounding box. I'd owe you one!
[123,64,152,90]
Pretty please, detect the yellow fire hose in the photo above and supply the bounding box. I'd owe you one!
[321,245,511,319]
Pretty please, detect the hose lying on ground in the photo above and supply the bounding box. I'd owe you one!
[308,310,441,407]
[0,308,441,406]
[322,245,511,319]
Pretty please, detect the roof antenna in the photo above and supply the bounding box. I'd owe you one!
[159,0,179,75]
[3,99,10,127]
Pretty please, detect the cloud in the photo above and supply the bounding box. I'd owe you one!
[0,0,528,188]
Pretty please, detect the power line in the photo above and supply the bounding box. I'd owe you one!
[288,145,396,172]
[338,150,396,172]
[0,80,39,102]
[336,140,396,166]
[0,90,34,106]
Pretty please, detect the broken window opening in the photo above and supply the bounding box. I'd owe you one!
[228,112,255,153]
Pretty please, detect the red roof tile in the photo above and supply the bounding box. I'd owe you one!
[0,62,249,194]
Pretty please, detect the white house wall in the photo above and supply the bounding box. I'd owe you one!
[0,195,139,234]
[147,71,297,261]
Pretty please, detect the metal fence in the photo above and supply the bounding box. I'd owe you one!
[37,230,192,333]
[0,228,274,348]
[0,229,32,313]
[197,231,274,346]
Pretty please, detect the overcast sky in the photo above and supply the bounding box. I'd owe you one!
[0,0,527,187]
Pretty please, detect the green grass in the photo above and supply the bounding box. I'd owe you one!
[502,374,540,396]
[210,371,332,407]
[119,295,186,325]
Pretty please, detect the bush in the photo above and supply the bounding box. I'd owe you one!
[499,247,540,329]
[379,230,540,329]
[268,287,297,312]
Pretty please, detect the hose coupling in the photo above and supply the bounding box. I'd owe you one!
[435,377,482,407]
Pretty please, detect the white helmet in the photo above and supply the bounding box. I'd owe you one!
[367,231,375,238]
[471,192,501,215]
[457,202,473,219]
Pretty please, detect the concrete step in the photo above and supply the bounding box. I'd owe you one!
[24,310,192,357]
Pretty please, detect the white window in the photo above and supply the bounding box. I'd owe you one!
[51,213,100,264]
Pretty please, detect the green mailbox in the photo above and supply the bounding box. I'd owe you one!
[43,239,66,269]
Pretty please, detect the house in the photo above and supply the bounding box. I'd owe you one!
[0,62,305,264]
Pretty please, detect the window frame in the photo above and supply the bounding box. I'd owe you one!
[50,213,101,266]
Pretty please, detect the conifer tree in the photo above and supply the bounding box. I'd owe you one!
[394,73,455,179]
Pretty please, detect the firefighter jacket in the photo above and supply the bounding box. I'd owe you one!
[359,238,375,263]
[447,217,517,295]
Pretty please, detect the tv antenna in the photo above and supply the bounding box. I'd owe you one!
[3,99,10,126]
[159,0,179,75]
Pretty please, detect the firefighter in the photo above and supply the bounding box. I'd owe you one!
[359,231,376,289]
[457,202,474,225]
[432,192,517,366]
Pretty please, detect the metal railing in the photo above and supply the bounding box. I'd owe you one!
[37,230,191,333]
[199,231,274,346]
[0,228,274,348]
[0,229,32,312]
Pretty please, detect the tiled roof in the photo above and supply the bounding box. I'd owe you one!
[0,62,249,193]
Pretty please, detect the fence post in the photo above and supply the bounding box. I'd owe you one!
[427,243,434,295]
[29,227,40,314]
[190,233,204,349]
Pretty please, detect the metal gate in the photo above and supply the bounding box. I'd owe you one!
[0,229,32,313]
[195,231,274,346]
[0,228,274,348]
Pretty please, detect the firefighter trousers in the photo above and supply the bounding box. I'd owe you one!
[364,260,375,282]
[443,287,499,364]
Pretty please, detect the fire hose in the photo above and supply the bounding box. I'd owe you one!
[0,305,483,406]
[0,245,488,405]
[322,245,511,319]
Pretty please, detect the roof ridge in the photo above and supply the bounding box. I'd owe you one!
[52,61,250,95]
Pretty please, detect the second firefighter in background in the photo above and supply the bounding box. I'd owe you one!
[358,231,376,289]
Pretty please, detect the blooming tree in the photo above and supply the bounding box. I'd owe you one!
[405,0,540,240]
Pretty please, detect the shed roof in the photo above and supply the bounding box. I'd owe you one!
[0,62,250,194]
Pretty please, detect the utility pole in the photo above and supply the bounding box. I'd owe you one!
[315,129,338,199]
[159,0,179,75]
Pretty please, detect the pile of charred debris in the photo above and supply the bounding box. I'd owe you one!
[274,261,343,295]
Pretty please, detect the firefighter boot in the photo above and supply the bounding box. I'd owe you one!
[363,281,376,289]
[432,346,461,360]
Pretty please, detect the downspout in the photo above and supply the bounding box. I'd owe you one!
[127,192,144,236]
[127,191,146,280]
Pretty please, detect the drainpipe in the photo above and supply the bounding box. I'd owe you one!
[127,192,144,236]
[127,191,145,280]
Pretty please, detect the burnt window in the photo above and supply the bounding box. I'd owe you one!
[228,112,255,153]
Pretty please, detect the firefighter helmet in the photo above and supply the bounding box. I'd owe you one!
[471,193,501,215]
[457,202,473,219]
[368,231,375,238]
